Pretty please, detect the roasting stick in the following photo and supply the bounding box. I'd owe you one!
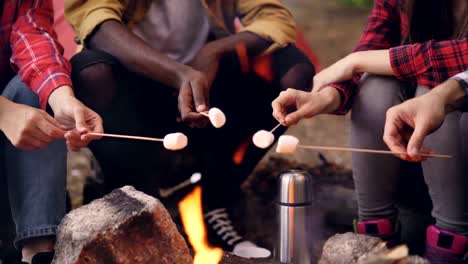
[270,123,282,133]
[297,144,452,159]
[88,132,163,142]
[88,132,164,142]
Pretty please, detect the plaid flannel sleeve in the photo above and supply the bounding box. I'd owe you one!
[10,0,72,110]
[330,0,402,114]
[390,39,468,89]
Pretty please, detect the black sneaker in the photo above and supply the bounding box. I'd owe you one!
[204,208,271,258]
[20,251,54,264]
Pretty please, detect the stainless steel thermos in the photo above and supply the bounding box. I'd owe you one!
[274,170,314,264]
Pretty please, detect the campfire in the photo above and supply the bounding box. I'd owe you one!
[179,186,223,264]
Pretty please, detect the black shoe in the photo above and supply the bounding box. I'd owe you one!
[204,208,271,258]
[20,251,54,264]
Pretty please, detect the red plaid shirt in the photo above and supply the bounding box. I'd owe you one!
[0,0,72,109]
[331,0,468,114]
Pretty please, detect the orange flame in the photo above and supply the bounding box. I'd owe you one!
[179,186,223,264]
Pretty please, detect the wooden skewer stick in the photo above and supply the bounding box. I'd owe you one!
[200,112,209,117]
[270,123,283,133]
[88,132,164,142]
[297,144,452,159]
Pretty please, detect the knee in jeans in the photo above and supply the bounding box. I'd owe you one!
[2,75,40,108]
[352,74,405,124]
[281,63,315,91]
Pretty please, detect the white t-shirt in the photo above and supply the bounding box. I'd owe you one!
[132,0,210,64]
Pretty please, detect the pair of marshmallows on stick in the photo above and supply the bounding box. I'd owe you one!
[252,125,299,154]
[252,126,451,158]
[88,108,227,151]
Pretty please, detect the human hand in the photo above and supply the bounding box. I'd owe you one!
[0,97,64,150]
[271,87,341,126]
[177,67,211,128]
[383,94,446,161]
[48,86,103,151]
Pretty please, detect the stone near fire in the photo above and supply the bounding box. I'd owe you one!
[53,186,192,264]
[319,233,429,264]
[319,233,382,264]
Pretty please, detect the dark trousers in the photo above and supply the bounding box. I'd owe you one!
[70,45,314,208]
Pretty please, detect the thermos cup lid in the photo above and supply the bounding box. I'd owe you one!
[277,170,314,204]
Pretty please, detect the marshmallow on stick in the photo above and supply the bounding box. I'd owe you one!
[163,133,188,150]
[252,123,283,149]
[201,108,226,128]
[276,135,299,153]
[274,134,451,158]
[88,132,188,151]
[253,130,275,149]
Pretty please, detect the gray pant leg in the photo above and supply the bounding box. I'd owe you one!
[2,75,67,248]
[415,87,468,235]
[350,74,412,221]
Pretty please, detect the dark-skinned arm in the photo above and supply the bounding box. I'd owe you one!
[208,31,272,58]
[182,32,271,126]
[88,20,193,90]
[189,31,271,87]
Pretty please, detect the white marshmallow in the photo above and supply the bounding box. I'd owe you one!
[208,108,226,128]
[252,130,275,149]
[276,135,299,154]
[163,133,188,150]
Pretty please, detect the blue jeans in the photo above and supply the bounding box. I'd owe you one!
[0,75,66,248]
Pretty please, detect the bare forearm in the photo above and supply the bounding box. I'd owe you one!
[351,50,394,76]
[88,20,187,89]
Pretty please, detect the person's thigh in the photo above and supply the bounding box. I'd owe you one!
[1,75,66,247]
[351,74,411,220]
[416,86,468,235]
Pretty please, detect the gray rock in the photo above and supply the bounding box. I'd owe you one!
[319,233,383,264]
[53,186,192,264]
[319,233,430,264]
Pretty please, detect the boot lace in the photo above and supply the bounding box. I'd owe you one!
[205,208,243,246]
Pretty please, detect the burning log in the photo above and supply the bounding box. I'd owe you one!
[319,233,429,264]
[53,186,192,264]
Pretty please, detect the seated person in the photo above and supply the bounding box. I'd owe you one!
[65,0,315,257]
[0,1,102,263]
[271,0,467,262]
